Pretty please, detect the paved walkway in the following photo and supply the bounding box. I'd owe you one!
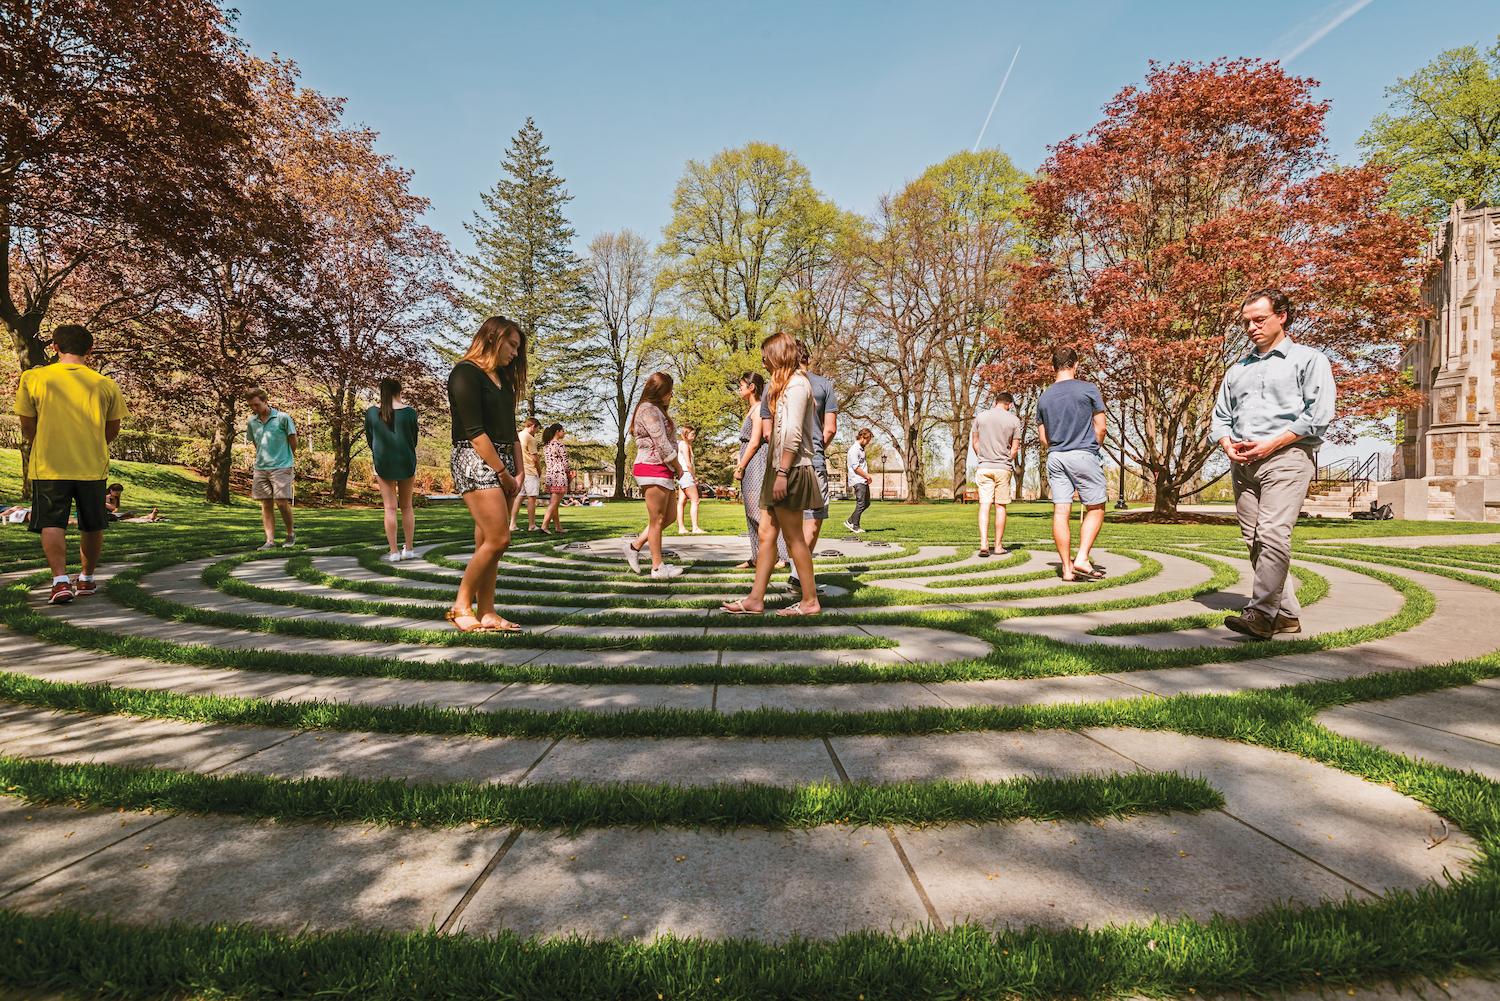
[0,530,1496,959]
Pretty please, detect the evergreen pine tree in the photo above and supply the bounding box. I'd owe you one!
[461,117,593,421]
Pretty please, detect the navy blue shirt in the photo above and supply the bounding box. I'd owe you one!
[1037,379,1104,455]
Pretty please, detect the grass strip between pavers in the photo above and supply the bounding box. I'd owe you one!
[0,753,1495,1000]
[0,756,1217,831]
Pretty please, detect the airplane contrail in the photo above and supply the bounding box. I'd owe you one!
[973,45,1022,153]
[1280,0,1376,65]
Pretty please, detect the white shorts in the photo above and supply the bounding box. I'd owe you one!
[679,470,697,489]
[522,474,540,498]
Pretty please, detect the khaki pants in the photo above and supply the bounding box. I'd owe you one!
[1231,445,1314,618]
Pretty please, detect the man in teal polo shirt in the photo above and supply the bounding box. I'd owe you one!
[1212,288,1335,640]
[246,388,298,549]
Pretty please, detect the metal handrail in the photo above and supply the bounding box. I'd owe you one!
[1313,453,1390,511]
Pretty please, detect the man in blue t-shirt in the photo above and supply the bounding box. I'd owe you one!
[246,388,299,550]
[1036,346,1107,582]
[760,341,838,592]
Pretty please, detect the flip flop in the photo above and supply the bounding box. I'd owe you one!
[731,561,754,570]
[1071,567,1106,580]
[480,617,524,633]
[721,600,763,615]
[776,603,820,617]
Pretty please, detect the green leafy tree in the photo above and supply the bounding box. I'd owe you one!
[1360,36,1500,225]
[461,118,591,421]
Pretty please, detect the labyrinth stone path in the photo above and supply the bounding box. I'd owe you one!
[1,529,1499,954]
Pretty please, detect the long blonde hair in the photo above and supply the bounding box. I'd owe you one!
[460,316,528,392]
[761,331,801,417]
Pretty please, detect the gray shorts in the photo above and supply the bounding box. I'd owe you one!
[804,464,830,520]
[1045,450,1106,506]
[251,466,295,501]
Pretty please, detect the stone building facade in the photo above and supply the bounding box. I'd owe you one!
[1383,201,1500,522]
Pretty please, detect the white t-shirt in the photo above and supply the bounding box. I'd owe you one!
[847,443,870,485]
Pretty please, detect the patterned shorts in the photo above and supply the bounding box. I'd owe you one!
[451,441,516,494]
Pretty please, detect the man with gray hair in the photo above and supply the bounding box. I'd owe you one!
[1212,287,1335,640]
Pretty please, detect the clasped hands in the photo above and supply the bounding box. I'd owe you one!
[1221,431,1296,464]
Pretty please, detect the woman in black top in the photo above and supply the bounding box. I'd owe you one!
[446,315,525,633]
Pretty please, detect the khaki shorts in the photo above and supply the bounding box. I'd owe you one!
[976,467,1012,507]
[251,466,295,501]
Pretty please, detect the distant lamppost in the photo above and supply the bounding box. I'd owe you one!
[1114,404,1129,510]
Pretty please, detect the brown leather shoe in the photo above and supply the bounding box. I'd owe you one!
[1225,608,1274,640]
[1274,615,1301,634]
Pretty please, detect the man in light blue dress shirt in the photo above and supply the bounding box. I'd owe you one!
[1211,288,1336,640]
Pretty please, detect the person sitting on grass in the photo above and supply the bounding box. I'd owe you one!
[104,483,161,523]
[1,504,31,525]
[14,323,128,604]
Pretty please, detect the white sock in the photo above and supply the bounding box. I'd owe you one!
[53,575,71,585]
[77,574,94,582]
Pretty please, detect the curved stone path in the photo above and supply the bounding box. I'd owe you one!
[1,528,1497,947]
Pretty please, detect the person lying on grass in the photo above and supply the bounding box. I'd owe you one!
[104,484,162,523]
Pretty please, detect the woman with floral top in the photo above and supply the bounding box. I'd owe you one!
[540,423,569,533]
[622,372,683,580]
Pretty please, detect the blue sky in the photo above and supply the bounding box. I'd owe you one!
[232,0,1500,261]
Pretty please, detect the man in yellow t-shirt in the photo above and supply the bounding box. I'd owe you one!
[14,324,127,605]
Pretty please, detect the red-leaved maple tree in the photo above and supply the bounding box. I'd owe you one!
[1004,58,1428,515]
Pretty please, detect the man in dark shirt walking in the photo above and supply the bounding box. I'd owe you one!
[1036,347,1108,581]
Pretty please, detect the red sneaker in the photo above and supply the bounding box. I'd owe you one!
[73,577,98,597]
[48,580,75,604]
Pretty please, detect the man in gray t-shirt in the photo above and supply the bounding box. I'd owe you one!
[970,391,1020,556]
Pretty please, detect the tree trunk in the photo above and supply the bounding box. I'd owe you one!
[331,430,351,503]
[1150,467,1179,517]
[950,420,971,498]
[903,423,925,503]
[7,311,50,500]
[206,399,237,504]
[613,382,629,499]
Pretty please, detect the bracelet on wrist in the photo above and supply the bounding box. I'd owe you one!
[777,469,789,476]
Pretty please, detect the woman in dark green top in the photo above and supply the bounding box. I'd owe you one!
[365,377,420,562]
[445,316,525,634]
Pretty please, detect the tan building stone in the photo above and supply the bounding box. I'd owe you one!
[1385,201,1500,521]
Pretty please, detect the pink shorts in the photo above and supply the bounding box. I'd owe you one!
[633,462,678,491]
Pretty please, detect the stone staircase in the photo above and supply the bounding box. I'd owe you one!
[1301,481,1373,519]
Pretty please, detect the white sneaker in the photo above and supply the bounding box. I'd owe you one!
[623,539,642,574]
[650,563,684,580]
[400,547,416,561]
[843,520,857,532]
[381,551,402,563]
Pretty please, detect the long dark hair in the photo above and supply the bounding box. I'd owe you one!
[378,377,401,430]
[739,371,765,401]
[631,371,673,430]
[542,422,564,446]
[461,316,528,392]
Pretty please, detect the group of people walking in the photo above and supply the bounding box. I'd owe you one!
[14,284,1333,641]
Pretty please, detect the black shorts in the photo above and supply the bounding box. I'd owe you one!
[29,479,109,533]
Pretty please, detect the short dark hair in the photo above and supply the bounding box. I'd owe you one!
[51,324,93,355]
[1242,288,1294,325]
[1051,346,1078,371]
[245,388,268,404]
[857,428,873,440]
[995,391,1014,405]
[796,340,811,366]
[107,483,123,493]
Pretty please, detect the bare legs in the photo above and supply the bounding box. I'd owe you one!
[376,476,416,553]
[542,490,564,532]
[508,490,537,532]
[454,487,516,630]
[259,498,294,543]
[725,504,819,614]
[676,485,702,533]
[41,527,100,579]
[1052,502,1106,580]
[632,486,674,570]
[978,502,1008,551]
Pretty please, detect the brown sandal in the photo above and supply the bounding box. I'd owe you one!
[446,608,487,633]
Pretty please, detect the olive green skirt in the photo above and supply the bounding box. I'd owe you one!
[761,464,822,512]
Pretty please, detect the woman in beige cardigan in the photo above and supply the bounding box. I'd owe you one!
[721,332,822,616]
